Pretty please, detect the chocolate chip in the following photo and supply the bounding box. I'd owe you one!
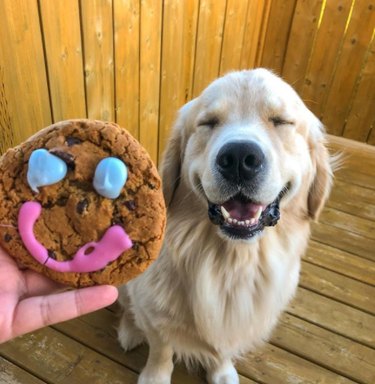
[4,234,12,242]
[48,250,57,260]
[132,242,139,251]
[56,196,68,206]
[124,200,136,211]
[76,198,89,214]
[49,149,75,170]
[147,182,156,190]
[111,217,123,225]
[66,136,82,146]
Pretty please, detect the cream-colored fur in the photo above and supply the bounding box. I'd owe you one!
[118,68,332,384]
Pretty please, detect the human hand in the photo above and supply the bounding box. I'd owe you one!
[0,247,118,344]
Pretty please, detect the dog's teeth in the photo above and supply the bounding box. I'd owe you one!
[250,218,256,225]
[232,219,238,224]
[228,218,233,224]
[221,206,230,219]
[245,220,250,226]
[239,221,244,226]
[254,207,263,220]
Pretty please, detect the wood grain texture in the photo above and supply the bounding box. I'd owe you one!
[192,0,227,97]
[305,241,375,285]
[39,0,86,121]
[271,313,375,384]
[158,0,199,161]
[240,0,270,69]
[81,0,115,122]
[139,0,162,163]
[220,0,249,75]
[289,288,375,348]
[260,0,297,74]
[114,0,140,140]
[300,0,352,116]
[0,356,46,384]
[0,0,51,149]
[0,328,138,383]
[343,37,375,141]
[300,261,375,314]
[321,0,375,136]
[282,0,324,92]
[238,343,356,384]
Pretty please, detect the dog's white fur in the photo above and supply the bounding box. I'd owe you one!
[118,69,332,384]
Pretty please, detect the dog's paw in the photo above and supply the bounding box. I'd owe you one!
[207,362,239,384]
[117,313,145,352]
[138,369,171,384]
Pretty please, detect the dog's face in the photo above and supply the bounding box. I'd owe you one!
[162,69,332,241]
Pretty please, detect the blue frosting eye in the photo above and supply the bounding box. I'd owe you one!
[27,149,68,193]
[93,157,128,199]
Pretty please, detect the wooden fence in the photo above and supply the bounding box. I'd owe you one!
[0,0,374,163]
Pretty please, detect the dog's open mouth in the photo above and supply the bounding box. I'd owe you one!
[208,185,289,239]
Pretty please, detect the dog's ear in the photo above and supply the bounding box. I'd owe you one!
[307,124,333,220]
[160,100,196,207]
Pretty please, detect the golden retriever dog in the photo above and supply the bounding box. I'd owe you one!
[117,68,332,384]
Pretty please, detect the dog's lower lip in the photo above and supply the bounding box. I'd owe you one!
[207,185,289,239]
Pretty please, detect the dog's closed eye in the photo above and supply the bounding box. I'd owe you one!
[269,116,295,127]
[197,116,220,129]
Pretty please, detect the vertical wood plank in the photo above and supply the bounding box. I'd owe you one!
[368,124,375,145]
[192,0,227,97]
[322,0,375,136]
[40,0,86,121]
[139,0,162,163]
[321,1,375,136]
[81,0,115,122]
[0,0,51,150]
[158,0,199,161]
[259,0,297,74]
[282,0,324,92]
[0,67,15,155]
[240,0,270,70]
[220,0,249,74]
[300,0,352,116]
[343,37,375,142]
[114,0,140,139]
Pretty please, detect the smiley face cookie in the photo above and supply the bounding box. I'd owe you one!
[0,119,166,287]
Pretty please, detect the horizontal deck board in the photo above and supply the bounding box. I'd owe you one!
[311,221,375,262]
[327,179,375,221]
[288,288,375,348]
[238,343,356,384]
[0,328,138,384]
[319,207,375,240]
[271,313,375,384]
[304,241,375,285]
[53,309,261,383]
[300,261,375,314]
[0,356,46,384]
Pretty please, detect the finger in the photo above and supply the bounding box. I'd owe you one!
[23,270,65,298]
[12,285,118,339]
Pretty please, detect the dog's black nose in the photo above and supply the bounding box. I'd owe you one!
[216,141,265,182]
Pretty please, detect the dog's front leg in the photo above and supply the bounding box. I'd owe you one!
[206,359,239,384]
[138,333,174,384]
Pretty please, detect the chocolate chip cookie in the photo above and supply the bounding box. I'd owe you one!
[0,119,166,287]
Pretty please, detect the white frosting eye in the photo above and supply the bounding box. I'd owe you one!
[27,149,68,193]
[93,157,128,199]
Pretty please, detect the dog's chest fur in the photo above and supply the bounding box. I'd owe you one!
[135,216,307,361]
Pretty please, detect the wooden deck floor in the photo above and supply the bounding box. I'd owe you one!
[1,135,374,384]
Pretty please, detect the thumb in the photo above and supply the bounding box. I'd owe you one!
[11,285,118,340]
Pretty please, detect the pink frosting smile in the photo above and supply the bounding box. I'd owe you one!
[18,201,132,273]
